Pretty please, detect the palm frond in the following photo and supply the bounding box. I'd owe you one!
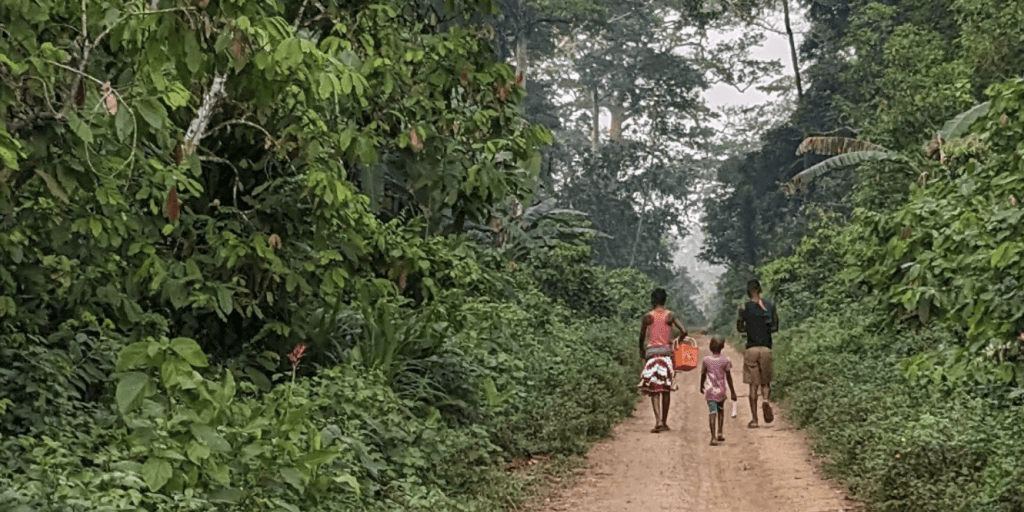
[519,197,558,225]
[796,136,888,156]
[790,150,903,190]
[939,101,989,141]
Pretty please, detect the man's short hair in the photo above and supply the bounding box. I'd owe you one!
[651,288,667,305]
[746,279,762,297]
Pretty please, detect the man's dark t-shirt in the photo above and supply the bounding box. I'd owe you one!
[737,300,779,350]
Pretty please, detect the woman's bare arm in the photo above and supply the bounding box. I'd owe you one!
[668,312,688,340]
[638,314,651,360]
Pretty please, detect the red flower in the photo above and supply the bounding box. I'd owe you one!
[288,343,307,369]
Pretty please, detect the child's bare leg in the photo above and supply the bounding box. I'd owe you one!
[660,392,671,429]
[708,411,718,445]
[717,406,725,441]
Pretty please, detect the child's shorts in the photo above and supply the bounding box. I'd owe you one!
[708,400,725,414]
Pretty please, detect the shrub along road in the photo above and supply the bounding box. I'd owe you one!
[536,335,860,512]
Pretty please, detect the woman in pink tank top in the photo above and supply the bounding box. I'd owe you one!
[637,288,689,433]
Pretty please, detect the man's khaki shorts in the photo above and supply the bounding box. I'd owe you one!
[743,346,773,386]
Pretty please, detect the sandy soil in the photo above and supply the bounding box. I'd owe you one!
[535,335,861,512]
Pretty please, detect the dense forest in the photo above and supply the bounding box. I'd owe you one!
[4,0,1024,510]
[0,0,742,509]
[701,0,1024,510]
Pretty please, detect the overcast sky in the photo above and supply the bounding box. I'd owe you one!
[704,14,807,109]
[673,8,808,314]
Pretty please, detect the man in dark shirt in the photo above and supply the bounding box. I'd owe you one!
[736,279,779,428]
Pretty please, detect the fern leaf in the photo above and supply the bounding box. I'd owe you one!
[796,136,888,156]
[939,102,989,141]
[790,150,902,189]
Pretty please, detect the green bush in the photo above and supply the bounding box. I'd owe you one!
[773,309,1024,512]
[0,240,647,511]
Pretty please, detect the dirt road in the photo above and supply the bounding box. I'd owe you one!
[536,335,860,512]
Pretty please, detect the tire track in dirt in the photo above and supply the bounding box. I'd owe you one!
[535,335,861,512]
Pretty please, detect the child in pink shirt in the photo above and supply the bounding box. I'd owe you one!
[699,334,737,446]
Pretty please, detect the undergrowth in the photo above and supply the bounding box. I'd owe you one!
[773,310,1024,512]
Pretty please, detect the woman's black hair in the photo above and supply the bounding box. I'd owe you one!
[746,279,762,297]
[651,288,667,306]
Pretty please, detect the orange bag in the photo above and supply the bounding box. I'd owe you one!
[673,343,699,371]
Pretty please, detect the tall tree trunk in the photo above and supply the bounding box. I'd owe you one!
[629,179,652,268]
[781,0,803,100]
[515,27,528,90]
[608,102,628,141]
[591,88,600,152]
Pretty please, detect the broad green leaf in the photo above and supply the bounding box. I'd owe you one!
[940,102,989,141]
[67,113,93,143]
[191,424,231,453]
[116,342,151,371]
[141,457,173,492]
[244,366,272,391]
[186,441,211,463]
[33,168,70,204]
[0,129,23,169]
[333,473,361,493]
[160,358,193,388]
[154,449,187,461]
[0,53,29,75]
[279,467,306,493]
[206,461,230,484]
[137,98,167,129]
[217,287,233,315]
[170,337,208,367]
[115,105,133,142]
[341,73,353,95]
[318,73,333,98]
[184,33,202,73]
[990,243,1011,268]
[298,450,339,467]
[116,372,150,413]
[208,488,245,504]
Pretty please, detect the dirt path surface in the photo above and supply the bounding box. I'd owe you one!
[536,335,860,512]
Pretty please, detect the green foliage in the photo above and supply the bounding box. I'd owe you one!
[849,80,1024,369]
[707,1,1024,508]
[773,309,1024,512]
[759,211,857,324]
[0,0,655,510]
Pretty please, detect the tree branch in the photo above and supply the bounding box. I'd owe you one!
[292,0,311,31]
[533,18,573,26]
[206,118,278,148]
[183,74,227,157]
[65,4,194,114]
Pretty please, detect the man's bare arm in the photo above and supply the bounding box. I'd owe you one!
[736,304,746,333]
[771,305,780,333]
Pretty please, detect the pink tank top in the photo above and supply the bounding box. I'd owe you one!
[647,309,672,348]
